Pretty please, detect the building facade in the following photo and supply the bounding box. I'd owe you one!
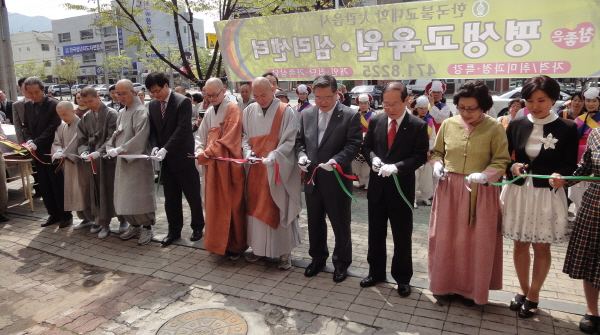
[51,5,204,85]
[11,30,56,71]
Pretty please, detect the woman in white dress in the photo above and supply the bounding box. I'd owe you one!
[501,75,579,318]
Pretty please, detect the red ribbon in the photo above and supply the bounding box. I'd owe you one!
[89,157,98,174]
[306,163,358,185]
[22,144,50,165]
[54,156,66,173]
[274,162,280,185]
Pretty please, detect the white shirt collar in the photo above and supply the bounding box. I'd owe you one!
[387,108,408,128]
[162,88,172,105]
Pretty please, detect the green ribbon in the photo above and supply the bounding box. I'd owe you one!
[332,169,357,202]
[488,174,600,186]
[392,174,414,213]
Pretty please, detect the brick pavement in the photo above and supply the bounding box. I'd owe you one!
[0,178,589,334]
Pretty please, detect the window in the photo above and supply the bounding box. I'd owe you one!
[27,47,30,52]
[44,60,52,67]
[82,53,96,63]
[103,26,117,37]
[80,29,94,40]
[41,44,50,51]
[58,32,71,43]
[166,31,170,37]
[183,26,187,33]
[194,32,199,40]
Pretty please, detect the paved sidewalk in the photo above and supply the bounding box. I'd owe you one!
[0,179,588,334]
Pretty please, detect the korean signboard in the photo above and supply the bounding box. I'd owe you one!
[62,40,124,56]
[215,0,599,80]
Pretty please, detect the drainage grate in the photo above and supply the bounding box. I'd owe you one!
[157,308,248,335]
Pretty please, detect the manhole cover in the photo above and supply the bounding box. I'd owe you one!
[157,308,248,335]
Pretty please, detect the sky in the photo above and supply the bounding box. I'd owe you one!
[4,0,218,33]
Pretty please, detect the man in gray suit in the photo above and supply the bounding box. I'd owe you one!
[296,75,362,283]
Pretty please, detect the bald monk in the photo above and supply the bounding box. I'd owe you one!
[237,84,254,110]
[195,78,247,260]
[242,77,302,270]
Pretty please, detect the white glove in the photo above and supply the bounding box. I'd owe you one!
[378,164,398,177]
[107,148,121,157]
[318,159,337,172]
[466,172,488,184]
[88,151,100,160]
[433,162,448,179]
[151,147,159,156]
[245,150,258,164]
[298,155,311,172]
[154,148,167,161]
[80,151,90,159]
[262,151,275,165]
[52,150,64,161]
[371,157,382,172]
[26,140,37,150]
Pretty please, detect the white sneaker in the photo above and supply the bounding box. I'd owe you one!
[414,202,418,209]
[120,225,141,240]
[73,220,94,230]
[245,252,263,263]
[98,227,110,239]
[90,225,102,233]
[138,227,153,245]
[278,254,292,270]
[424,199,432,206]
[119,220,129,233]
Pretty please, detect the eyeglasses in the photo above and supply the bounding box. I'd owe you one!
[205,91,223,99]
[382,104,403,109]
[149,86,165,95]
[457,106,480,113]
[314,96,335,101]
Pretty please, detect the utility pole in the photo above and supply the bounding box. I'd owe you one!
[97,0,110,85]
[0,0,18,100]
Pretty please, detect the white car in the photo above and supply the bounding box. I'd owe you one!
[132,83,146,92]
[71,84,89,95]
[95,84,109,99]
[492,87,569,115]
[48,84,70,96]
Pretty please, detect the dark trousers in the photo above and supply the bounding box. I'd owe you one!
[305,185,352,270]
[367,190,413,285]
[36,162,71,219]
[162,160,204,235]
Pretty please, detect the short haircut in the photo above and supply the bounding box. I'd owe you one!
[570,91,583,101]
[185,93,192,98]
[57,101,74,111]
[80,86,98,98]
[192,93,203,103]
[252,77,271,90]
[312,75,337,93]
[508,98,525,109]
[521,75,561,101]
[109,84,116,92]
[262,72,279,85]
[18,77,27,88]
[23,77,44,91]
[205,77,224,90]
[453,81,493,112]
[145,72,170,90]
[382,82,408,100]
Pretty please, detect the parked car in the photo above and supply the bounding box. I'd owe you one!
[48,84,70,96]
[349,85,383,109]
[407,79,432,95]
[492,87,569,115]
[95,84,110,100]
[132,83,146,92]
[71,84,89,95]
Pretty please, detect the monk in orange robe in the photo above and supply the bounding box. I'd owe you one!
[195,78,247,259]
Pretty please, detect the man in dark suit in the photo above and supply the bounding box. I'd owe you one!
[296,75,362,283]
[22,77,72,227]
[360,82,429,297]
[145,72,205,246]
[0,89,13,123]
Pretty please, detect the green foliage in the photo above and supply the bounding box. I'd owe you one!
[137,42,182,73]
[101,52,132,81]
[53,58,80,86]
[14,59,46,80]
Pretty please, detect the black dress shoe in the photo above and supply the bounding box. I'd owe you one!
[190,229,203,241]
[41,216,61,227]
[0,213,9,222]
[304,262,325,277]
[398,284,412,297]
[32,192,42,198]
[59,217,73,228]
[360,276,384,288]
[333,268,348,283]
[161,234,181,246]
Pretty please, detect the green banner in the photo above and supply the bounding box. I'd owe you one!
[215,0,600,81]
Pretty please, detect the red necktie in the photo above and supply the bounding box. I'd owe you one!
[388,119,397,149]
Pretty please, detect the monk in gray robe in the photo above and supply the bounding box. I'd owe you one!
[242,77,302,269]
[106,79,156,246]
[78,87,128,238]
[51,101,93,226]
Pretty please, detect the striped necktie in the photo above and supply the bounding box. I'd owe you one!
[161,101,167,119]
